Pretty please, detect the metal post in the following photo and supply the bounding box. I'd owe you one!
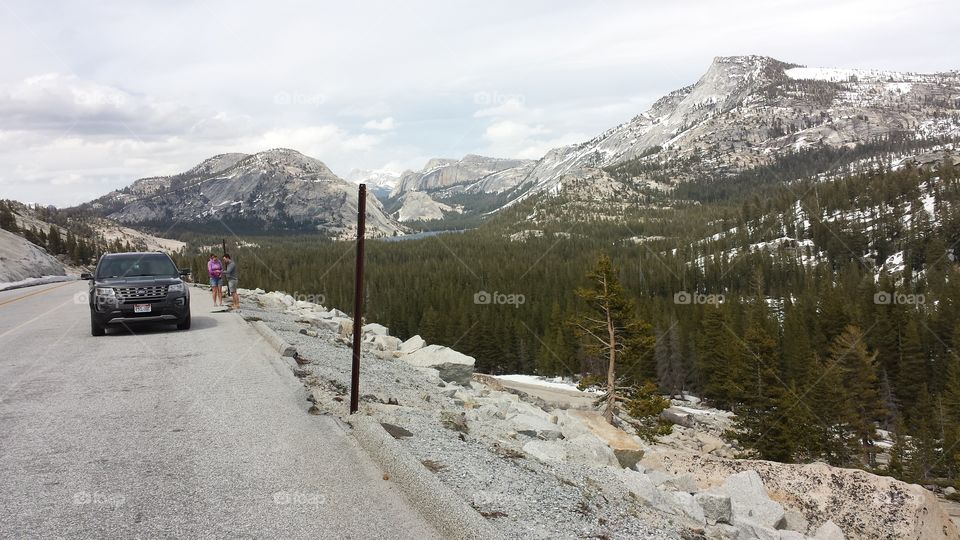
[350,184,367,414]
[222,238,227,255]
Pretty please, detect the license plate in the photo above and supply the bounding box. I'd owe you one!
[134,304,152,313]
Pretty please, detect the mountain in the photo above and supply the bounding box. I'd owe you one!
[85,149,404,239]
[399,56,960,226]
[510,55,960,199]
[344,168,401,200]
[389,155,536,198]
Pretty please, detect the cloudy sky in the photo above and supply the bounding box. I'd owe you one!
[0,0,956,206]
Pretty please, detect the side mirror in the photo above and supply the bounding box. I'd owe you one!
[80,273,93,280]
[179,268,191,276]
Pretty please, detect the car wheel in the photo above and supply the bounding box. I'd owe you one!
[91,315,106,336]
[177,312,191,330]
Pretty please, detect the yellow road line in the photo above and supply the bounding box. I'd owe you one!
[0,281,76,307]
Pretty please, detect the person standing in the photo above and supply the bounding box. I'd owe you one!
[207,253,223,307]
[222,253,239,310]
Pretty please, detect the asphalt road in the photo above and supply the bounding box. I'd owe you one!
[0,281,440,539]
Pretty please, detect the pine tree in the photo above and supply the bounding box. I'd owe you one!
[697,306,741,408]
[655,318,685,399]
[536,303,577,376]
[0,202,17,232]
[829,326,885,466]
[898,319,928,418]
[47,226,64,255]
[734,297,793,462]
[572,254,654,424]
[908,386,939,482]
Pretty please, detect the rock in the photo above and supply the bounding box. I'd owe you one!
[694,491,733,525]
[813,520,845,540]
[783,510,809,534]
[440,411,469,434]
[567,410,646,468]
[401,345,475,385]
[369,334,402,352]
[669,491,706,525]
[553,434,620,467]
[735,521,781,540]
[522,440,567,463]
[380,423,413,439]
[704,524,739,540]
[661,406,697,428]
[612,468,663,507]
[646,470,698,493]
[298,328,318,337]
[643,452,959,540]
[721,470,786,529]
[507,413,562,440]
[778,531,808,540]
[361,323,389,336]
[399,335,427,354]
[946,486,957,496]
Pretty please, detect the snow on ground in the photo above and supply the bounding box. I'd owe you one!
[494,374,601,393]
[0,275,75,292]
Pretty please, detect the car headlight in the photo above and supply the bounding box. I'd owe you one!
[95,287,115,297]
[168,283,185,293]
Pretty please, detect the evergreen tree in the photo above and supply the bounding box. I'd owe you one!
[572,254,654,423]
[829,326,885,466]
[655,318,685,398]
[697,306,741,408]
[0,202,17,232]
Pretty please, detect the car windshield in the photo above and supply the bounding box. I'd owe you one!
[96,254,178,279]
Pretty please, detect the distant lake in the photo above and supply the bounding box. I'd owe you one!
[378,229,467,242]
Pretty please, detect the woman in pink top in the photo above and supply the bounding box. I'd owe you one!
[207,253,223,307]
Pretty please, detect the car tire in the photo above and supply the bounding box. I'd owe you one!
[177,312,191,330]
[91,315,106,336]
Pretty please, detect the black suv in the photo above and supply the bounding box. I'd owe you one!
[82,252,192,336]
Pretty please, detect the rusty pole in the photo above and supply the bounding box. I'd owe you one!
[350,184,367,414]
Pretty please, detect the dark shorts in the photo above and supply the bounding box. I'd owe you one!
[227,279,238,294]
[210,277,220,286]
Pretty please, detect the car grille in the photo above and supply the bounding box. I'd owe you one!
[114,286,168,304]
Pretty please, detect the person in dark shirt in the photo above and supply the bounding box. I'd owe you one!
[222,253,239,310]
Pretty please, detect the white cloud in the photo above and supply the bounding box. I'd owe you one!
[0,0,956,205]
[363,117,395,131]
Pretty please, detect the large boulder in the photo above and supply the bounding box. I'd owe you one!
[399,335,426,354]
[362,323,389,337]
[721,470,787,530]
[401,345,475,384]
[523,435,620,468]
[506,413,562,440]
[611,468,664,507]
[567,410,646,469]
[669,491,706,525]
[368,334,401,352]
[694,490,733,525]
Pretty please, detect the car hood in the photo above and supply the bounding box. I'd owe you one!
[95,277,184,286]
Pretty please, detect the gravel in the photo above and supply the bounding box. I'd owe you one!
[239,295,689,539]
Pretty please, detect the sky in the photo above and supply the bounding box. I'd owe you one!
[0,0,956,207]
